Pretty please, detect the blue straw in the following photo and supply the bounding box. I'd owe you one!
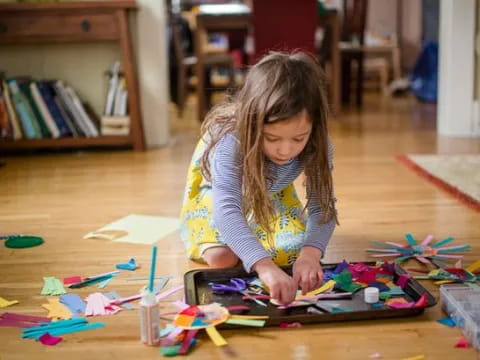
[148,246,157,293]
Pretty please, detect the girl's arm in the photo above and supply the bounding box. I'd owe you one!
[211,134,271,273]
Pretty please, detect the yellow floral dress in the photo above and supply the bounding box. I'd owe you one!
[179,137,308,267]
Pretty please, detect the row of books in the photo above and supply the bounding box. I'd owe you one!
[0,77,103,140]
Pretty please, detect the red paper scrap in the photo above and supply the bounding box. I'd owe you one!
[279,322,302,328]
[64,276,82,285]
[454,336,471,348]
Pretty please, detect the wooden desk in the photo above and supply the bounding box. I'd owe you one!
[195,6,250,122]
[319,9,341,115]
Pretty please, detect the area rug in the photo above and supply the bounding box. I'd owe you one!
[396,154,480,212]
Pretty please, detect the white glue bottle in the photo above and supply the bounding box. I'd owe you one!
[139,289,160,346]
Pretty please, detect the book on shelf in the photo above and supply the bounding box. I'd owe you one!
[7,79,40,139]
[0,82,12,138]
[1,79,22,140]
[30,81,60,138]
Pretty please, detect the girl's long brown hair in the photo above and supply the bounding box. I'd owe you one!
[201,51,338,233]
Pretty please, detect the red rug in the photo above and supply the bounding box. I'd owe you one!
[396,154,480,212]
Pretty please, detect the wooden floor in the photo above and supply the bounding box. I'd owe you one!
[1,93,480,359]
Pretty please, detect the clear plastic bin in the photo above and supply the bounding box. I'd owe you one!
[440,284,480,349]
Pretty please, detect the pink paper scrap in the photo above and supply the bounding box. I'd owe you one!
[39,332,63,346]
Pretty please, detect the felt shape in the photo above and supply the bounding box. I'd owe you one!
[396,274,411,288]
[333,270,362,292]
[59,294,86,317]
[279,322,302,328]
[178,330,199,354]
[41,277,66,296]
[42,298,73,320]
[305,280,336,296]
[84,293,122,316]
[454,336,471,348]
[63,276,82,285]
[367,281,390,292]
[437,317,456,327]
[5,235,43,248]
[0,296,18,308]
[116,258,138,271]
[39,332,62,346]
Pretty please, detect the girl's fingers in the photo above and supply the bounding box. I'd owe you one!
[308,272,317,292]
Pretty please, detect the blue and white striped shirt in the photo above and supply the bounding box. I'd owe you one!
[211,133,335,272]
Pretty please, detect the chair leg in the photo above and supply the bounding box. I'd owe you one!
[355,54,364,107]
[341,55,352,104]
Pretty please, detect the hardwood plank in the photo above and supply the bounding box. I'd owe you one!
[0,94,479,359]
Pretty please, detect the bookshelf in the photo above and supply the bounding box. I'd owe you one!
[0,1,145,151]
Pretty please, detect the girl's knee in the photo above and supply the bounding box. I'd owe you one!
[203,247,239,268]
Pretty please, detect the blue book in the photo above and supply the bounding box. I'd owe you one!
[37,81,72,137]
[6,79,39,139]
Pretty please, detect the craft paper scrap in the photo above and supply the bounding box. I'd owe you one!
[22,318,105,340]
[84,214,180,244]
[63,276,82,285]
[39,332,63,346]
[41,277,66,295]
[0,296,19,308]
[104,291,134,310]
[42,298,73,320]
[98,277,114,289]
[205,326,227,346]
[115,258,138,271]
[85,293,122,316]
[455,336,471,348]
[437,317,456,327]
[60,294,86,317]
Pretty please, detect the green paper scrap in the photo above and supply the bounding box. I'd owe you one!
[98,277,114,289]
[431,237,454,248]
[405,233,417,246]
[331,307,352,313]
[41,277,66,296]
[380,292,391,300]
[225,318,266,327]
[333,270,362,293]
[387,286,405,296]
[161,344,181,357]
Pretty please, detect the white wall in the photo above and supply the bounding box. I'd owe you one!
[438,0,478,137]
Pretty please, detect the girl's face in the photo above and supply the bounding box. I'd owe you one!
[262,110,312,165]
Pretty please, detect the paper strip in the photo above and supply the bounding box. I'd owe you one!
[225,318,266,327]
[205,326,227,346]
[0,296,19,308]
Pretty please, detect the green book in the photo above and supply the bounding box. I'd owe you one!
[18,81,51,138]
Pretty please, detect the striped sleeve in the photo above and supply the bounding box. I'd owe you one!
[303,139,336,254]
[211,134,271,272]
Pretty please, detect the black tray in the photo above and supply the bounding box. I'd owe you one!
[184,262,437,328]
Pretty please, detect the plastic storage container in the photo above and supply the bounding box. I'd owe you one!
[440,284,480,349]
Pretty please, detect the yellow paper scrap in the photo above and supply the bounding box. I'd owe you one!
[42,298,72,320]
[0,296,19,308]
[305,280,336,297]
[434,280,454,285]
[205,326,227,346]
[466,259,480,273]
[401,355,425,360]
[229,315,269,320]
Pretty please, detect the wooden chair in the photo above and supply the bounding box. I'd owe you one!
[171,19,235,118]
[339,0,368,107]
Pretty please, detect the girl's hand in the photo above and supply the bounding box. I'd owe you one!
[293,247,324,295]
[253,258,297,304]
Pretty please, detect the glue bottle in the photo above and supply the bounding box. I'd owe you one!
[139,289,160,346]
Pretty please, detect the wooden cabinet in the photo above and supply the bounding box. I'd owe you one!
[0,1,145,151]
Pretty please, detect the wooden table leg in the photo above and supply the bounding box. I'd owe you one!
[329,11,341,115]
[195,24,206,123]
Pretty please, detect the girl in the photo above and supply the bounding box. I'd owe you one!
[179,51,337,304]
